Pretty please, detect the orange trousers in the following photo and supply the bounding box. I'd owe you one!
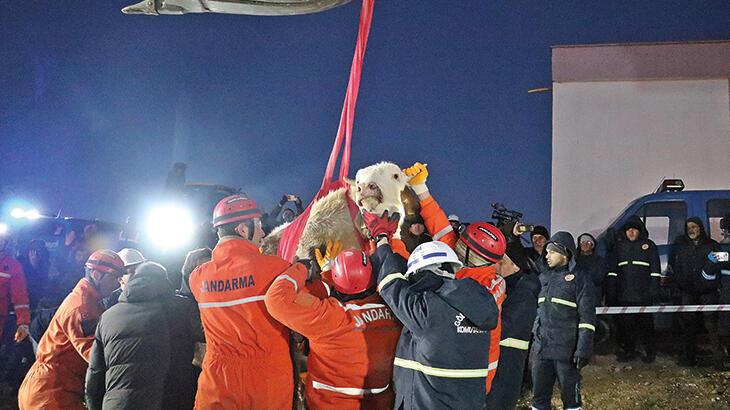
[195,354,293,410]
[18,364,86,410]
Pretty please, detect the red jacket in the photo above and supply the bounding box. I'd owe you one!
[0,254,30,339]
[265,268,402,410]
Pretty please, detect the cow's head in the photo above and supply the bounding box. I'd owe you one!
[352,161,408,217]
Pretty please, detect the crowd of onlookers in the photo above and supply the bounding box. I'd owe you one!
[1,185,729,408]
[0,194,307,397]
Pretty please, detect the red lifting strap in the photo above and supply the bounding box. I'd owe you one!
[277,0,375,262]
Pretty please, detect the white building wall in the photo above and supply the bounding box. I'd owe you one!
[551,79,730,236]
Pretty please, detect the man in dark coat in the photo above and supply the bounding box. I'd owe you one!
[85,262,172,410]
[606,216,660,363]
[531,232,595,410]
[575,233,607,305]
[526,226,549,272]
[707,250,730,370]
[487,244,540,410]
[374,238,499,410]
[668,217,721,366]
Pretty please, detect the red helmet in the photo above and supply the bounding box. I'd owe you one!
[331,249,374,295]
[213,194,262,228]
[85,250,125,276]
[458,222,506,264]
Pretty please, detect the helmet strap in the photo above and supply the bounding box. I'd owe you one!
[333,287,375,303]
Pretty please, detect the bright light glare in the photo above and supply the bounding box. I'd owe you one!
[146,206,195,249]
[0,223,7,235]
[10,207,41,220]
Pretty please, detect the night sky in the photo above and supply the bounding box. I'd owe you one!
[2,1,729,228]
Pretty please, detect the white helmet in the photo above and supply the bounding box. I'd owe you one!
[118,248,146,268]
[406,241,463,278]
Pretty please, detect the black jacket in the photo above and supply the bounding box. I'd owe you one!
[375,245,498,410]
[534,263,595,361]
[85,265,172,410]
[707,259,730,336]
[163,292,205,410]
[606,216,661,305]
[669,217,721,295]
[575,233,607,305]
[487,271,540,409]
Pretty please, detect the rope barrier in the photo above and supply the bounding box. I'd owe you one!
[596,304,730,315]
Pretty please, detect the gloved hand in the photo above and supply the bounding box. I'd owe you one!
[315,240,343,272]
[403,162,429,196]
[573,356,590,370]
[280,195,289,205]
[293,258,315,281]
[362,210,400,242]
[15,324,29,343]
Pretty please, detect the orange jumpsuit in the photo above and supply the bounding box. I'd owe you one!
[265,268,402,410]
[18,279,104,410]
[189,237,296,410]
[0,255,31,340]
[406,193,504,393]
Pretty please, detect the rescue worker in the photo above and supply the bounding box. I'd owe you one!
[532,232,595,410]
[0,229,31,345]
[400,162,507,394]
[264,247,401,409]
[101,247,147,309]
[668,217,721,366]
[189,194,302,409]
[18,249,125,410]
[606,216,660,363]
[373,235,500,410]
[486,245,540,410]
[707,250,730,369]
[117,247,147,290]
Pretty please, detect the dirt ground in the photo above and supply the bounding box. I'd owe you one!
[516,354,730,410]
[2,353,729,409]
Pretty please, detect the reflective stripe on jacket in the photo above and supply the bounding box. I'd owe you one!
[265,267,401,410]
[189,237,294,410]
[534,265,595,361]
[375,245,498,409]
[606,238,661,304]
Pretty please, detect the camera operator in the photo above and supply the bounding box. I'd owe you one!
[491,203,545,273]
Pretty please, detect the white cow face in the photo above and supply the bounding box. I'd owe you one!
[353,162,408,216]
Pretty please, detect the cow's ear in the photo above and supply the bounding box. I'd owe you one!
[344,177,356,189]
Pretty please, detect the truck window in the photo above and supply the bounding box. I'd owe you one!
[708,199,730,243]
[635,201,687,245]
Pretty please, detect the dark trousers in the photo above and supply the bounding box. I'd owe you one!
[615,301,655,356]
[487,347,529,410]
[531,357,582,410]
[680,292,718,360]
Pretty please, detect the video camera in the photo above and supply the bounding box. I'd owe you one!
[491,203,533,233]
